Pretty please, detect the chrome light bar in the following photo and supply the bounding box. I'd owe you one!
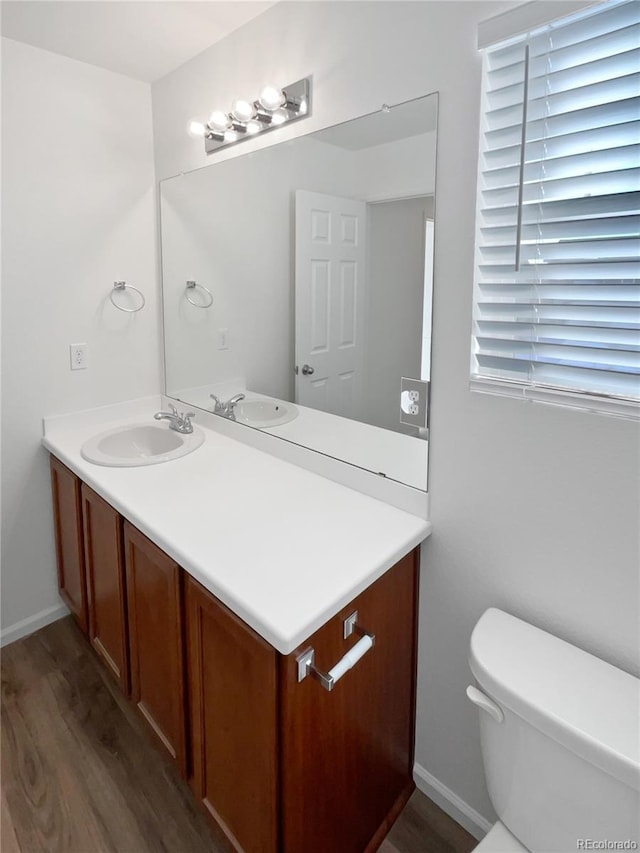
[192,77,311,155]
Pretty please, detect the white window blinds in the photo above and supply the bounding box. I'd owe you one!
[471,0,640,416]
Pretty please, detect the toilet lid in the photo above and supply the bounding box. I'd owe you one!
[470,608,640,792]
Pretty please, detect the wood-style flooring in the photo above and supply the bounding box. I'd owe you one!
[2,617,476,853]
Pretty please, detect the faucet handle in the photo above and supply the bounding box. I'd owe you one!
[177,410,195,433]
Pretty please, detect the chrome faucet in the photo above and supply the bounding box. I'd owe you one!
[209,393,246,421]
[154,404,195,434]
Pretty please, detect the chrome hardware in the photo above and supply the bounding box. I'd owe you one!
[209,392,246,420]
[296,648,334,691]
[154,405,195,434]
[204,77,311,155]
[301,364,314,376]
[110,281,145,313]
[296,612,375,692]
[185,280,213,308]
[344,610,359,639]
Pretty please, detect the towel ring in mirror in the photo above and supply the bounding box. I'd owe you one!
[110,281,145,313]
[185,280,213,309]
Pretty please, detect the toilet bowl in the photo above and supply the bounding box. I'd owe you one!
[467,608,640,853]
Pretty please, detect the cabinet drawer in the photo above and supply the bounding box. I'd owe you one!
[279,550,419,853]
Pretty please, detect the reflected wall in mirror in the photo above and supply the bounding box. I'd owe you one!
[161,93,438,490]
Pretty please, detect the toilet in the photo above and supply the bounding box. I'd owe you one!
[467,608,640,852]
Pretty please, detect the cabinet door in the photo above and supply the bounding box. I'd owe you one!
[186,577,278,853]
[124,521,187,776]
[81,484,129,692]
[50,456,88,634]
[279,549,419,853]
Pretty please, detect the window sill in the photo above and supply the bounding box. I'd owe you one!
[469,377,640,421]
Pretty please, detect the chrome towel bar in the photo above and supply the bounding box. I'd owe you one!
[185,280,213,308]
[296,611,375,692]
[110,281,145,313]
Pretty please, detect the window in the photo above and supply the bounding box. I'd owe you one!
[471,0,639,417]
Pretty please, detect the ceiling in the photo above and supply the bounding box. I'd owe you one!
[0,1,277,83]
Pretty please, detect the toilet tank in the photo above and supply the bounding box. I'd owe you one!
[469,609,640,853]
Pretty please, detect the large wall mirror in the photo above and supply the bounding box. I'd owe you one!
[161,92,438,491]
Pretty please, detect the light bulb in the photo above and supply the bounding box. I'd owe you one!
[246,119,261,135]
[270,108,288,126]
[231,99,255,122]
[224,129,239,143]
[187,120,206,138]
[208,110,230,132]
[258,85,285,111]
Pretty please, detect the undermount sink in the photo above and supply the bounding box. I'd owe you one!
[233,399,298,429]
[81,423,205,467]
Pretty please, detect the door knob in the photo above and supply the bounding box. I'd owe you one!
[301,364,315,375]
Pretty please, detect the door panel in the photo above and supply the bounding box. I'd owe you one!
[50,456,88,634]
[124,521,187,776]
[82,484,129,692]
[279,550,419,853]
[186,577,278,853]
[295,190,367,419]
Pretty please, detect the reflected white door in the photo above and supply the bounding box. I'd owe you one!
[295,190,366,418]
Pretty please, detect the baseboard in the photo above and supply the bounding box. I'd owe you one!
[1,602,69,648]
[413,761,493,841]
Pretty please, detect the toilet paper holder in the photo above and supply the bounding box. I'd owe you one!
[296,611,376,692]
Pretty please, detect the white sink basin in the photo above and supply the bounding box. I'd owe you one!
[234,399,298,429]
[81,423,205,467]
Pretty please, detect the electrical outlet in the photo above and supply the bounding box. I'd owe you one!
[218,328,229,350]
[70,343,88,370]
[400,391,419,415]
[400,377,428,428]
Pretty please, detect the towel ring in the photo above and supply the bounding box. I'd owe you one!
[110,281,145,313]
[185,280,213,309]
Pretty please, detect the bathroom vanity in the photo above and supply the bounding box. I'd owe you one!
[45,401,430,853]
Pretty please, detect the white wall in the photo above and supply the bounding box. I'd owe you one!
[152,0,640,831]
[1,38,160,642]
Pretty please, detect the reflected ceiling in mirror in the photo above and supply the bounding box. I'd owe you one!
[160,92,438,491]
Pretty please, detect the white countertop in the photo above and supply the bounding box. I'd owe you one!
[43,397,431,655]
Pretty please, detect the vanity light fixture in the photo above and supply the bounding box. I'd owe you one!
[188,77,311,155]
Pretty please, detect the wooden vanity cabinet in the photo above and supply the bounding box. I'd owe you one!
[50,456,88,634]
[186,550,419,853]
[279,549,419,853]
[81,484,129,693]
[50,455,421,852]
[186,576,278,853]
[124,521,188,776]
